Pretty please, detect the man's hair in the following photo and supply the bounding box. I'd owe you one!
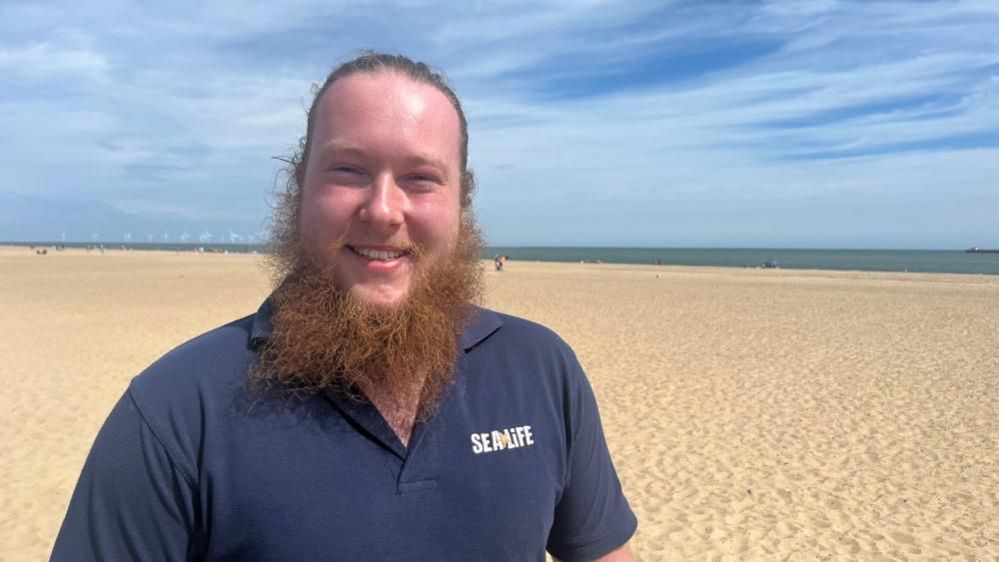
[269,51,475,278]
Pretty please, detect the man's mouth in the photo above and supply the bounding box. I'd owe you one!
[348,246,409,261]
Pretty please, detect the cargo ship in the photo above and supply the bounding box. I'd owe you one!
[966,246,999,254]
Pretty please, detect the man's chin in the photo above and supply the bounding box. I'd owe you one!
[343,284,413,312]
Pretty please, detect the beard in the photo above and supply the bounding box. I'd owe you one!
[253,213,485,419]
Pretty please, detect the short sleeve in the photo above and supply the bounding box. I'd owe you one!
[546,358,637,561]
[50,390,200,562]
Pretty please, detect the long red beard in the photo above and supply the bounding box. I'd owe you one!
[253,217,484,418]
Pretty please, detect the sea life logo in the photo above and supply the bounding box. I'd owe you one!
[470,425,534,454]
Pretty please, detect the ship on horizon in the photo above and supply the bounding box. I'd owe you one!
[965,245,999,254]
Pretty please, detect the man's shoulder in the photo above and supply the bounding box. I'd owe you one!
[114,311,261,480]
[132,313,257,392]
[468,307,585,395]
[127,312,260,432]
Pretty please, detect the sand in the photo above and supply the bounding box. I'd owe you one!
[1,246,997,560]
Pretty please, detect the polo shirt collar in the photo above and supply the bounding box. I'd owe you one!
[458,307,503,352]
[248,297,274,350]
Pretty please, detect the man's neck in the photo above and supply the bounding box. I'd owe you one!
[363,380,424,448]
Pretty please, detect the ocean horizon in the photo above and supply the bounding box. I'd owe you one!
[5,242,999,276]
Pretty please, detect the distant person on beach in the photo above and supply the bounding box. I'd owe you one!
[52,52,635,561]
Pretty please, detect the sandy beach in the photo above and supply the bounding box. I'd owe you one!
[2,246,997,560]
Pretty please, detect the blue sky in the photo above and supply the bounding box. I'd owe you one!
[1,0,997,249]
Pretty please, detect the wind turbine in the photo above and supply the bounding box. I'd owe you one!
[147,233,155,243]
[162,231,170,242]
[229,230,241,244]
[61,232,66,243]
[91,232,100,242]
[181,231,191,243]
[123,232,132,243]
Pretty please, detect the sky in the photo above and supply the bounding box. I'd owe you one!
[1,0,997,249]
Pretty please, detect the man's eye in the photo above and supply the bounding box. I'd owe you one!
[409,174,440,185]
[329,165,361,174]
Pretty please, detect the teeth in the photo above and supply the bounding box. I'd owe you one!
[353,247,405,260]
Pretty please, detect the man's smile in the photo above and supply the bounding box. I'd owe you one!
[347,245,411,261]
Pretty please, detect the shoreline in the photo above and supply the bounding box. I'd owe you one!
[4,244,998,282]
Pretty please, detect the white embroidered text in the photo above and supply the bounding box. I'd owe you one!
[471,425,534,454]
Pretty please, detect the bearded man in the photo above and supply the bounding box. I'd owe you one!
[52,53,636,562]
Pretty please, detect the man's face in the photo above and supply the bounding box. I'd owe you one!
[298,71,463,309]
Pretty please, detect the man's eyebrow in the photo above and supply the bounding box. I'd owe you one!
[318,139,365,157]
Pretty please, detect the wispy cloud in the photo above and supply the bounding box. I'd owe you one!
[0,0,996,247]
[0,42,108,80]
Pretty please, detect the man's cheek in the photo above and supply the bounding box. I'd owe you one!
[307,232,349,268]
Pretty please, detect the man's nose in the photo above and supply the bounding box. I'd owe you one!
[359,173,405,229]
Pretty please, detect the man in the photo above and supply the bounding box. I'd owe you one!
[52,52,636,561]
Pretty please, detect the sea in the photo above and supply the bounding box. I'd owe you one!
[8,242,999,276]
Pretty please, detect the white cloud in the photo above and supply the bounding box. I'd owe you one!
[0,42,108,80]
[1,0,997,246]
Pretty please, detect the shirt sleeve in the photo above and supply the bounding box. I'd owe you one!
[50,389,201,562]
[546,356,638,561]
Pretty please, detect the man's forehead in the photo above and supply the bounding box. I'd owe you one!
[319,71,458,125]
[311,71,462,160]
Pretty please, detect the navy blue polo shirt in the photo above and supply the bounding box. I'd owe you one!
[52,301,637,561]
